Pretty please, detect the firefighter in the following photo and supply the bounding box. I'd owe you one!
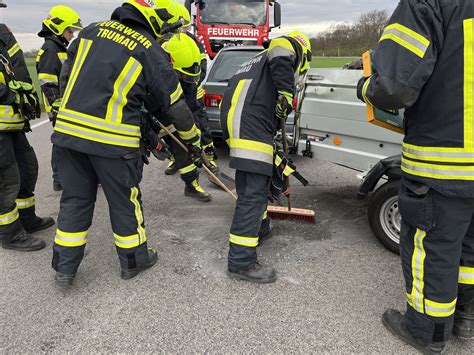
[220,31,312,283]
[0,0,54,252]
[158,34,212,202]
[357,1,474,351]
[51,0,201,287]
[164,3,221,176]
[36,5,83,192]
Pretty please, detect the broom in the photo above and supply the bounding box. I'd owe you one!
[267,97,316,224]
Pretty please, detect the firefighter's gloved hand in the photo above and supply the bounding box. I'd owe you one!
[50,98,62,125]
[269,165,289,204]
[8,80,41,120]
[186,139,203,168]
[276,95,292,121]
[356,76,369,104]
[51,98,62,115]
[148,140,171,161]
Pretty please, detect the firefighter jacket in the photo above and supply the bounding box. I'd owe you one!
[186,32,207,100]
[220,36,304,176]
[155,77,200,131]
[359,0,474,197]
[0,24,33,132]
[52,5,199,159]
[36,33,67,116]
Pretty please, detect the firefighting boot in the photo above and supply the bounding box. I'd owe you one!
[23,216,55,234]
[2,230,46,252]
[184,179,212,202]
[227,261,277,284]
[382,309,447,354]
[165,156,177,175]
[121,247,158,280]
[453,301,474,339]
[55,272,76,288]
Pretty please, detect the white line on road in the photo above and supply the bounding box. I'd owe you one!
[31,119,50,129]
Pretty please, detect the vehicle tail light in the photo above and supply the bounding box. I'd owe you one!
[204,94,222,108]
[292,97,298,110]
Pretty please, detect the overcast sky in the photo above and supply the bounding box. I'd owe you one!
[0,0,397,51]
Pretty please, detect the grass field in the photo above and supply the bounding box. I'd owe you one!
[311,57,359,68]
[25,57,40,95]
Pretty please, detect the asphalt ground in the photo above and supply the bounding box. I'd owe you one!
[1,116,473,353]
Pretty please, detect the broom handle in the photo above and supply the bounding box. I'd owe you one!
[157,120,238,201]
[278,96,292,211]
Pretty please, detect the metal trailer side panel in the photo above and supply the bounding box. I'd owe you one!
[297,68,403,172]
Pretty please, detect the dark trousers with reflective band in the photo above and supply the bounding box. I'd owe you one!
[52,146,149,275]
[0,132,38,241]
[51,143,59,184]
[164,132,198,184]
[399,178,474,343]
[228,170,270,270]
[195,102,213,149]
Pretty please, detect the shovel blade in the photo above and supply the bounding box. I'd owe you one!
[207,171,236,191]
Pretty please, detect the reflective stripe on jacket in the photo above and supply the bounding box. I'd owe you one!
[52,19,186,158]
[361,0,474,197]
[36,36,67,115]
[220,36,303,176]
[0,24,32,132]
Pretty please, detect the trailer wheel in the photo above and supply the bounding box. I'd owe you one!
[368,180,401,254]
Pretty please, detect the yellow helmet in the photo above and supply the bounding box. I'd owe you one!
[175,3,191,28]
[123,0,179,38]
[162,34,201,77]
[289,30,312,74]
[43,5,82,36]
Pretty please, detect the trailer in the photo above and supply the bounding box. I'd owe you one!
[294,68,403,253]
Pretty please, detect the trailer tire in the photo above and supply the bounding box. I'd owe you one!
[368,179,401,254]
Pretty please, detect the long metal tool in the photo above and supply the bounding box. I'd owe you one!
[267,97,315,223]
[156,120,238,201]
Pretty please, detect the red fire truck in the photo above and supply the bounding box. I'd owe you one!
[185,0,281,58]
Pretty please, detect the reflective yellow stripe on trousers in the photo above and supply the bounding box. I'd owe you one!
[54,229,88,247]
[179,163,197,175]
[128,187,147,247]
[0,207,19,226]
[229,234,259,247]
[459,266,474,284]
[407,229,427,313]
[405,229,457,317]
[16,196,35,209]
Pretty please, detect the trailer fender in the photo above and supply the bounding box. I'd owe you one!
[357,155,401,199]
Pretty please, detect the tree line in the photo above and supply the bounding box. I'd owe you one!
[310,10,389,57]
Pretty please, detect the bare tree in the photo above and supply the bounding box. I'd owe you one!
[312,9,389,57]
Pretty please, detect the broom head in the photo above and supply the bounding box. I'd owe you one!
[267,205,315,224]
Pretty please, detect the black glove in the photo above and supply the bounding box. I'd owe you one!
[147,136,171,162]
[186,139,203,168]
[356,76,370,103]
[269,164,289,204]
[276,95,292,121]
[9,80,41,120]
